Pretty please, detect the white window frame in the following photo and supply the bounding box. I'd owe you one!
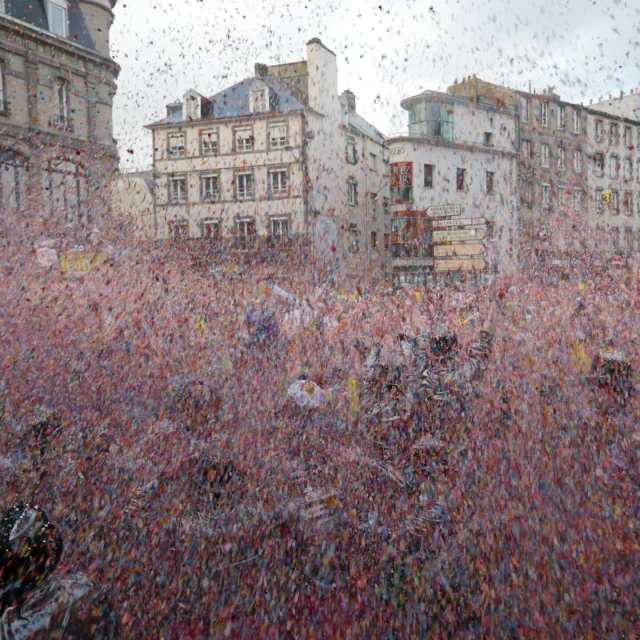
[268,122,287,149]
[234,127,254,152]
[595,120,602,142]
[168,219,188,240]
[557,147,565,171]
[573,149,582,172]
[623,191,632,216]
[168,132,186,158]
[541,183,550,206]
[540,101,548,127]
[572,110,580,133]
[558,185,566,208]
[236,219,256,248]
[48,0,69,38]
[623,157,633,182]
[609,123,619,146]
[611,190,619,214]
[572,190,583,211]
[609,155,619,179]
[557,105,565,130]
[271,217,289,239]
[235,172,253,200]
[169,176,187,203]
[269,168,288,196]
[347,178,358,206]
[201,173,219,202]
[424,163,434,188]
[522,139,531,160]
[624,126,632,147]
[201,219,220,241]
[200,130,218,156]
[346,136,357,164]
[55,77,68,126]
[541,144,549,167]
[250,88,268,113]
[595,153,604,177]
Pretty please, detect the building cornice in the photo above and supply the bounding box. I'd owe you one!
[386,135,517,156]
[145,108,307,130]
[0,13,119,73]
[400,91,518,116]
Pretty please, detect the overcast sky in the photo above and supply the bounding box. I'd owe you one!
[111,0,640,169]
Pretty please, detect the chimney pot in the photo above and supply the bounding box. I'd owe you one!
[255,63,268,78]
[343,89,356,112]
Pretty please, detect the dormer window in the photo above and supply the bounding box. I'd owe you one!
[48,0,69,38]
[250,88,267,113]
[184,95,201,120]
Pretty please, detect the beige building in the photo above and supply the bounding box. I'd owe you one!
[145,38,389,279]
[111,169,154,240]
[0,0,119,241]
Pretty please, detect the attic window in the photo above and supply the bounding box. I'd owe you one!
[250,88,268,113]
[48,0,69,38]
[185,96,200,120]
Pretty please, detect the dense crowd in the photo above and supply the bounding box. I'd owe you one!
[1,238,639,638]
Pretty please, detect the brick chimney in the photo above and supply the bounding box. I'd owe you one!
[254,63,268,78]
[343,89,356,112]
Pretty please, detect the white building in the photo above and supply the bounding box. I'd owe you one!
[585,108,640,256]
[145,38,389,280]
[591,91,640,121]
[386,90,518,286]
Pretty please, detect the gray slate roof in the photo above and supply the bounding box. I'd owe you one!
[150,76,307,127]
[2,0,99,53]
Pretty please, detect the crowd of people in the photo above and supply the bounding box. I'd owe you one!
[0,237,639,638]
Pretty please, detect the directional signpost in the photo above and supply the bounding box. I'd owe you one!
[426,204,461,218]
[434,243,486,258]
[433,228,486,243]
[435,258,487,271]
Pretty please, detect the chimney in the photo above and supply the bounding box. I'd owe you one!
[306,38,338,117]
[343,89,356,112]
[255,63,268,78]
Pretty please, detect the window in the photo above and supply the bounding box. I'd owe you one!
[269,168,288,196]
[558,185,566,208]
[391,163,412,203]
[169,176,187,203]
[625,227,634,252]
[521,97,530,123]
[595,120,602,142]
[54,77,69,127]
[557,105,565,130]
[347,178,358,206]
[168,132,185,157]
[201,219,220,243]
[168,219,188,240]
[573,189,583,211]
[594,152,604,177]
[572,110,580,133]
[201,130,218,156]
[236,172,253,199]
[624,157,633,181]
[456,167,465,192]
[624,126,632,147]
[486,171,494,195]
[611,190,619,214]
[557,147,565,171]
[382,197,389,215]
[540,101,548,127]
[371,231,378,248]
[0,58,6,113]
[268,122,287,148]
[250,88,268,113]
[201,174,219,202]
[623,191,632,216]
[522,139,531,161]
[609,155,620,179]
[185,96,199,120]
[236,219,256,249]
[348,224,360,253]
[369,153,377,172]
[609,123,619,145]
[346,136,357,164]
[596,189,604,215]
[483,132,493,146]
[424,163,434,188]
[234,127,254,152]
[522,178,533,205]
[48,0,68,38]
[541,144,549,167]
[611,227,620,251]
[541,183,550,206]
[384,233,390,250]
[271,218,289,242]
[573,149,582,171]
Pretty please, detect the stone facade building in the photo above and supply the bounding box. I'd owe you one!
[145,38,389,279]
[0,0,119,241]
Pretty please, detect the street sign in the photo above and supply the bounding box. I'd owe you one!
[431,217,486,228]
[433,228,486,243]
[435,258,487,271]
[433,243,486,257]
[426,204,461,218]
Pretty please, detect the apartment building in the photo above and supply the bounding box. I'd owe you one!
[386,87,519,286]
[591,90,640,121]
[586,109,640,256]
[145,38,389,278]
[0,0,119,239]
